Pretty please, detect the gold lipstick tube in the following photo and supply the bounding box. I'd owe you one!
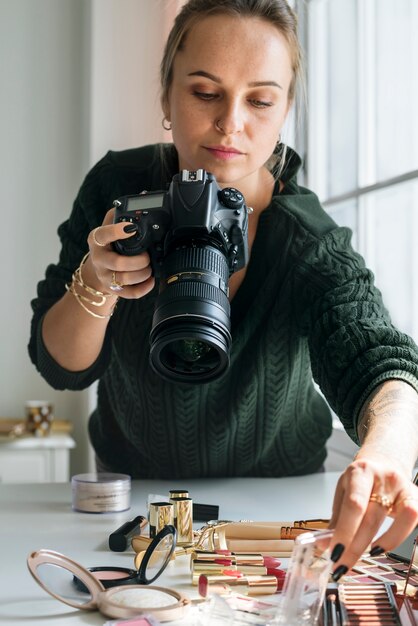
[192,560,268,576]
[192,550,265,565]
[170,497,193,546]
[198,574,278,597]
[169,489,189,499]
[149,502,174,538]
[192,566,270,585]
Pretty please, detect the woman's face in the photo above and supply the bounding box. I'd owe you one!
[165,14,293,193]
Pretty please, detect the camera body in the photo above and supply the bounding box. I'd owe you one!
[113,169,249,277]
[112,169,250,384]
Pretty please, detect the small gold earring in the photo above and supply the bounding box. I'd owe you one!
[162,118,172,131]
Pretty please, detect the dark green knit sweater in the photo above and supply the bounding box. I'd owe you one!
[29,144,418,478]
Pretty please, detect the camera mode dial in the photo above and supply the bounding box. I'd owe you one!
[218,188,244,210]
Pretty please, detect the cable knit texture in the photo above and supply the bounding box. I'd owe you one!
[28,144,418,478]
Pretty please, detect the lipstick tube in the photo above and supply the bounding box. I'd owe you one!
[192,562,286,586]
[192,560,272,576]
[192,550,281,568]
[169,489,189,499]
[170,497,193,546]
[192,570,285,586]
[149,502,174,538]
[198,573,279,597]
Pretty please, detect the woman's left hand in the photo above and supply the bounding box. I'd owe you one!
[328,453,418,580]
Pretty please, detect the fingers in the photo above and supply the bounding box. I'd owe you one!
[329,460,418,581]
[109,266,155,300]
[330,460,375,548]
[370,487,418,554]
[88,209,139,249]
[86,209,155,298]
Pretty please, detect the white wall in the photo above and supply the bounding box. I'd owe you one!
[0,0,170,475]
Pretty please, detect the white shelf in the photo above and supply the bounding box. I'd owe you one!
[0,433,75,483]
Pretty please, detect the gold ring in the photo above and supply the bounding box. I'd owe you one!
[109,271,124,292]
[369,493,394,510]
[92,227,107,247]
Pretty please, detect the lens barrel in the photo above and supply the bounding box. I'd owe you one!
[149,243,231,383]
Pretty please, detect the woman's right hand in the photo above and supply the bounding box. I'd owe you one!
[86,208,155,299]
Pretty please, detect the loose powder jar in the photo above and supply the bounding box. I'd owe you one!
[72,473,131,513]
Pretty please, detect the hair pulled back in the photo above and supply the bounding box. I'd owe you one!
[160,0,302,113]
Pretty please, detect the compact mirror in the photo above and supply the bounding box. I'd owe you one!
[27,535,190,620]
[27,550,100,610]
[87,524,176,589]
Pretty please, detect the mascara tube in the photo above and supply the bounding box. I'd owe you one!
[108,515,147,552]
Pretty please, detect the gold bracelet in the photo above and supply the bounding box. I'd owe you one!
[65,252,119,319]
[72,252,115,303]
[66,282,118,319]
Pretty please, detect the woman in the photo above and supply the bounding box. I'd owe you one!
[29,0,418,577]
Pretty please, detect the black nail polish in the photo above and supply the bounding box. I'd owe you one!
[332,565,348,582]
[370,545,385,557]
[123,223,137,233]
[330,543,345,563]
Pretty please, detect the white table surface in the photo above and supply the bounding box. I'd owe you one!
[0,473,341,625]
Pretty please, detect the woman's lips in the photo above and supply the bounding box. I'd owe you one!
[204,146,244,160]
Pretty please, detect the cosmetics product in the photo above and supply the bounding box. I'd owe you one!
[344,553,418,597]
[198,573,280,597]
[274,529,334,625]
[75,525,176,591]
[72,473,131,513]
[192,558,285,578]
[27,536,188,621]
[192,549,281,568]
[109,516,148,552]
[293,519,330,529]
[192,568,286,589]
[197,592,278,625]
[193,503,219,522]
[169,497,193,546]
[338,582,402,626]
[103,616,160,626]
[149,502,174,538]
[168,489,189,498]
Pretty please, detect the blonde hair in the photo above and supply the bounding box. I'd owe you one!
[160,0,303,177]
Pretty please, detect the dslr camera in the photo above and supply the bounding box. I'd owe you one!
[113,169,250,384]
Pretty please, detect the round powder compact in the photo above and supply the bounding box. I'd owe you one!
[109,587,179,608]
[72,473,131,513]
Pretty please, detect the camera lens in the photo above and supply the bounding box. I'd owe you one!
[149,243,231,383]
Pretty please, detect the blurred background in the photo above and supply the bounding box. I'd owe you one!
[0,0,417,481]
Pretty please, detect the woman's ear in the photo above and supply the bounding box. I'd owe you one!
[161,94,171,125]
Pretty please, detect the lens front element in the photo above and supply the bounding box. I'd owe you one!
[150,244,231,383]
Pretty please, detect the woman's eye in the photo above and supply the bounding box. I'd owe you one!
[193,91,217,101]
[250,99,273,108]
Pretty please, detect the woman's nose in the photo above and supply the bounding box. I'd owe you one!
[215,100,245,135]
